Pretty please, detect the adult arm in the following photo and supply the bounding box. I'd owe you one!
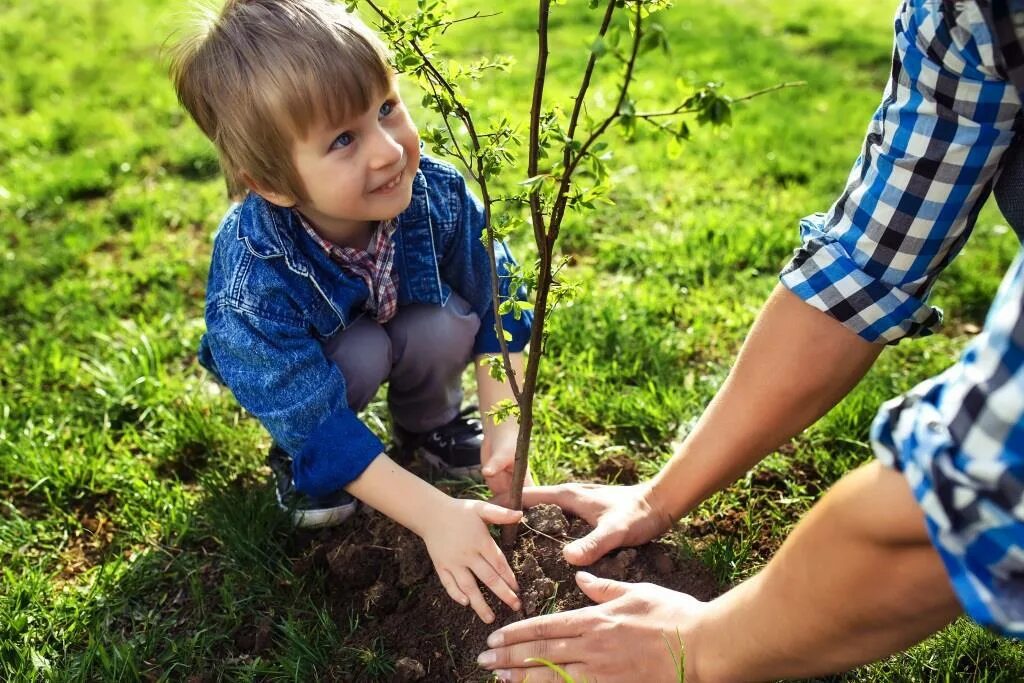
[524,0,1021,565]
[484,247,1024,676]
[478,461,961,683]
[523,284,883,564]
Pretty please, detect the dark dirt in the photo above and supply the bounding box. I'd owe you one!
[290,502,724,682]
[591,453,640,485]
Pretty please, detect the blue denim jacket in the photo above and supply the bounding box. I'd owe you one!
[198,155,532,496]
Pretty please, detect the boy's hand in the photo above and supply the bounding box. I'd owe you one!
[421,497,523,623]
[481,419,529,501]
[476,352,531,503]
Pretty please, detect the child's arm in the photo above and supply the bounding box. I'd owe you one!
[346,453,522,623]
[475,352,533,501]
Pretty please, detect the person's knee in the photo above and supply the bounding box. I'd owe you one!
[390,296,480,372]
[323,317,392,410]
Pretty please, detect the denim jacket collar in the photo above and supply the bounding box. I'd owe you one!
[234,167,431,274]
[231,168,441,332]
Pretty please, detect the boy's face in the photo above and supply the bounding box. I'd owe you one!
[288,78,420,247]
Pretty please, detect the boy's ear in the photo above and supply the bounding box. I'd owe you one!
[241,172,296,208]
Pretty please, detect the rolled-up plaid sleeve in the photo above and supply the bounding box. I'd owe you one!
[780,0,1020,343]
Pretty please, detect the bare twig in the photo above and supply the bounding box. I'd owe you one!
[423,11,500,34]
[519,518,584,547]
[551,0,644,239]
[527,0,552,257]
[564,0,618,152]
[635,80,806,119]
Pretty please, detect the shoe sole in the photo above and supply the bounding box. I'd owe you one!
[414,447,483,482]
[275,489,359,529]
[291,503,358,529]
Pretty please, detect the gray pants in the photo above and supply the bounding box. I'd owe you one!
[995,137,1024,242]
[323,292,480,433]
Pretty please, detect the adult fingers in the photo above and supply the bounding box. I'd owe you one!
[477,637,583,673]
[473,556,521,612]
[486,609,587,648]
[575,571,630,604]
[454,567,495,624]
[519,484,589,512]
[563,521,625,566]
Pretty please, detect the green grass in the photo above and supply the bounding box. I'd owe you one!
[2,0,1022,679]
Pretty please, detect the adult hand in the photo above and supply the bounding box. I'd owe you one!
[477,571,706,682]
[520,482,674,565]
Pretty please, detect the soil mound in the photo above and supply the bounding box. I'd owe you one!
[290,503,723,681]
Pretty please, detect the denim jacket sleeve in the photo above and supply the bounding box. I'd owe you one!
[437,167,533,355]
[203,303,384,497]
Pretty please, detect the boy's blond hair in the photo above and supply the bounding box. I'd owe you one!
[166,0,392,201]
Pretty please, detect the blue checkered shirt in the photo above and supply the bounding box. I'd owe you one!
[780,0,1024,634]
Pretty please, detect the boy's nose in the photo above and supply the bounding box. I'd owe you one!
[370,130,404,169]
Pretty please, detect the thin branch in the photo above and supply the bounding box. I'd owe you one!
[634,80,806,119]
[550,0,644,240]
[424,11,501,34]
[503,0,553,543]
[363,0,522,402]
[527,0,552,256]
[422,75,473,181]
[564,0,618,146]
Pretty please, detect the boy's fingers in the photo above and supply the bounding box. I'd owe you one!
[438,569,469,607]
[474,556,521,611]
[483,544,520,593]
[488,489,511,509]
[454,567,495,624]
[482,457,512,478]
[477,501,524,525]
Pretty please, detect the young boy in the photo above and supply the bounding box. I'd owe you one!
[167,0,531,623]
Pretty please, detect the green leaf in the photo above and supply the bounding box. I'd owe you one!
[526,658,575,683]
[518,174,547,196]
[589,36,608,58]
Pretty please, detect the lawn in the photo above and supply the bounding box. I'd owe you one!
[2,0,1023,680]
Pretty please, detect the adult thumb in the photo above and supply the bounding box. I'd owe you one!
[478,502,523,525]
[576,571,629,604]
[563,528,617,566]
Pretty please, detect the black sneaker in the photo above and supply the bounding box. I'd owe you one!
[267,445,358,528]
[393,407,483,481]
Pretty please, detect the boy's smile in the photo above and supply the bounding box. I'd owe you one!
[285,79,420,248]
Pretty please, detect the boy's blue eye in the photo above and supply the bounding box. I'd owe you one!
[379,101,394,117]
[330,132,353,150]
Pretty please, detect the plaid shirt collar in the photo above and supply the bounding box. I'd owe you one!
[297,213,399,323]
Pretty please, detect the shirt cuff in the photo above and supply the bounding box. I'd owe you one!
[872,387,1024,637]
[473,305,532,355]
[292,407,384,497]
[779,213,943,344]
